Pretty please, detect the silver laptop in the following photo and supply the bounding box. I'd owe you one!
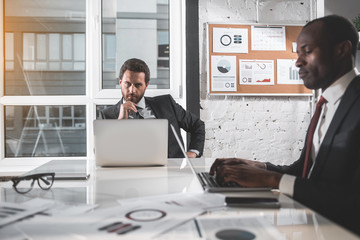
[170,124,271,192]
[93,119,168,167]
[23,160,89,180]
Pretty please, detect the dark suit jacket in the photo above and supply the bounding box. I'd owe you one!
[99,94,205,158]
[266,76,360,236]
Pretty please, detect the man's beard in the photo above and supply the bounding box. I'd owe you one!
[124,93,142,103]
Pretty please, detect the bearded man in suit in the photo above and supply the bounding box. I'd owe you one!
[100,58,205,159]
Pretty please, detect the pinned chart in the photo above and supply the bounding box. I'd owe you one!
[239,60,274,85]
[213,27,249,53]
[277,59,303,85]
[211,55,237,92]
[251,26,286,51]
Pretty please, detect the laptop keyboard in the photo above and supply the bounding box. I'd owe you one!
[198,172,241,188]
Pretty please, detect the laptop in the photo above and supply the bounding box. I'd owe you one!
[170,124,271,193]
[23,160,90,180]
[93,119,168,167]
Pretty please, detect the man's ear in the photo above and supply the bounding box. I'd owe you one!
[145,81,149,88]
[119,78,122,86]
[335,40,352,59]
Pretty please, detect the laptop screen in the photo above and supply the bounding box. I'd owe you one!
[94,119,168,167]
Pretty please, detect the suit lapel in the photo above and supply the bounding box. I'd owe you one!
[145,97,159,118]
[311,76,360,177]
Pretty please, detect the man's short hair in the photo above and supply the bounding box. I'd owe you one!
[119,58,150,84]
[305,15,359,58]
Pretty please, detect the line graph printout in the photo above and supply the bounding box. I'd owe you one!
[211,55,237,91]
[239,59,274,85]
[277,59,303,84]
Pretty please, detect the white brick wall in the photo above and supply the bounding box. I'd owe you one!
[199,0,315,165]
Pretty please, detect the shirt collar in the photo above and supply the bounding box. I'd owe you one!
[123,96,146,109]
[322,68,359,105]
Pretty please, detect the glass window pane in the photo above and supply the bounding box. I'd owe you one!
[5,33,14,61]
[49,62,61,71]
[105,34,116,60]
[35,62,47,70]
[62,35,73,60]
[5,62,14,71]
[102,0,169,89]
[5,105,86,157]
[23,33,35,61]
[36,34,47,60]
[23,62,35,71]
[49,34,60,60]
[96,105,113,119]
[74,62,85,71]
[4,0,86,96]
[74,34,85,61]
[62,62,73,70]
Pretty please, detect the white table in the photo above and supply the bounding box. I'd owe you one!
[0,158,359,240]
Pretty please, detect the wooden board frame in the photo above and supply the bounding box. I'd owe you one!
[207,23,313,96]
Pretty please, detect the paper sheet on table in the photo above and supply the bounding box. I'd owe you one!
[154,219,203,240]
[15,202,203,240]
[0,198,54,227]
[117,192,226,210]
[43,202,98,217]
[0,225,30,240]
[197,215,285,240]
[0,200,98,240]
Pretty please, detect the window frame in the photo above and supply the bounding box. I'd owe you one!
[0,0,186,161]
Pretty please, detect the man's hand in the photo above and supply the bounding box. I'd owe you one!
[118,102,138,119]
[186,152,197,158]
[209,158,266,175]
[209,158,281,189]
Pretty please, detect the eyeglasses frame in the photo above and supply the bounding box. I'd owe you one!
[11,172,55,194]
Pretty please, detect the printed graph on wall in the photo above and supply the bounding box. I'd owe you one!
[207,23,313,96]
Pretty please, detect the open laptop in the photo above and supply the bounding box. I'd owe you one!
[170,124,271,193]
[93,119,168,167]
[23,160,90,180]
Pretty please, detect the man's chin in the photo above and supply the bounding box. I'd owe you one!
[126,97,139,103]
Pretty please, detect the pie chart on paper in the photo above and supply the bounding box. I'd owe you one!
[217,59,231,73]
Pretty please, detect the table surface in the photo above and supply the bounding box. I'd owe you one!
[0,158,359,240]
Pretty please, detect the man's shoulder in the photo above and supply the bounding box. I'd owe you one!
[146,94,174,105]
[344,75,360,100]
[146,94,172,101]
[352,75,360,88]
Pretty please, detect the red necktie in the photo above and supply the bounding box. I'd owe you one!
[302,96,327,178]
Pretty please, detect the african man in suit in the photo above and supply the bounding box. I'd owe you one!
[210,15,360,236]
[100,58,205,158]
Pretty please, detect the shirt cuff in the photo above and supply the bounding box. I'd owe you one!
[188,149,200,157]
[279,174,296,197]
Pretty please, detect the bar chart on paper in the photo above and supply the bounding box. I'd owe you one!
[277,59,303,85]
[289,65,300,81]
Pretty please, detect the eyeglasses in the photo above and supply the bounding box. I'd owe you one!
[11,173,55,194]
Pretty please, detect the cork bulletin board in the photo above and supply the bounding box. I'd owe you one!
[207,23,313,96]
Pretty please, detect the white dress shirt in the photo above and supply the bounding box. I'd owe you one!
[123,97,156,119]
[279,68,359,196]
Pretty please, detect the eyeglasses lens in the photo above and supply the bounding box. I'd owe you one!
[13,178,35,193]
[38,174,55,190]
